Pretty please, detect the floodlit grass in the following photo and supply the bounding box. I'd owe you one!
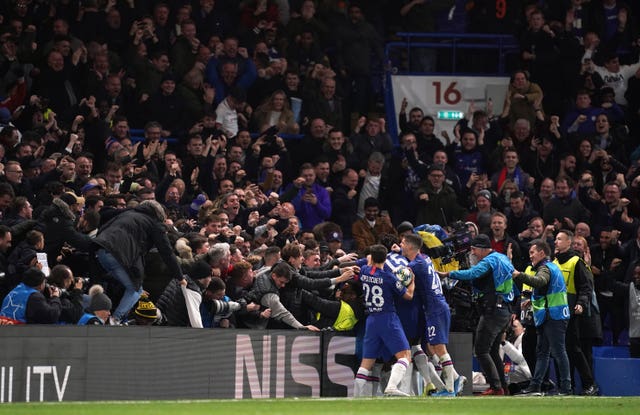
[1,397,639,415]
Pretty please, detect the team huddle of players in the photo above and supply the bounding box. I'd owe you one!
[353,233,466,397]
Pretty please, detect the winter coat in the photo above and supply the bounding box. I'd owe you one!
[40,198,93,267]
[93,204,183,290]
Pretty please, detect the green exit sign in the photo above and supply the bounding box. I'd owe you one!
[437,111,464,120]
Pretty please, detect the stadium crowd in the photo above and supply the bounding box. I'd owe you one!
[0,0,640,397]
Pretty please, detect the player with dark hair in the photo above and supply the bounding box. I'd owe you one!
[401,233,466,396]
[354,244,414,397]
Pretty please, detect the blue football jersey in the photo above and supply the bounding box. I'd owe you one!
[360,264,406,314]
[411,254,449,314]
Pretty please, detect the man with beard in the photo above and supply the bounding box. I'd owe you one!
[352,197,396,254]
[543,176,590,232]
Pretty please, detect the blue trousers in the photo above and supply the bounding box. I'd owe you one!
[96,249,142,321]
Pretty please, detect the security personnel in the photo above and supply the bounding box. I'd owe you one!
[513,239,572,396]
[553,230,599,396]
[439,234,515,396]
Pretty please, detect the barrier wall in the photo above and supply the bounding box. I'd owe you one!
[0,327,472,402]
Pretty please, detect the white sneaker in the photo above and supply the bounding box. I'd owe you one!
[384,387,410,397]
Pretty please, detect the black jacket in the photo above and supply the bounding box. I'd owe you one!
[157,276,202,327]
[26,290,62,324]
[93,204,183,290]
[40,198,93,267]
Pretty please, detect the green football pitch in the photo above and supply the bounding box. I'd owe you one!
[1,397,639,415]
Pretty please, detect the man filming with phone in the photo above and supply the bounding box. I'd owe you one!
[281,163,331,230]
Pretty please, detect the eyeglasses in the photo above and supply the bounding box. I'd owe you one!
[6,170,23,174]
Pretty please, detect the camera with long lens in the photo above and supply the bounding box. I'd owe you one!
[426,221,473,268]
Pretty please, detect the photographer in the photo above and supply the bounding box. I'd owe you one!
[0,267,61,324]
[47,264,86,324]
[438,234,516,396]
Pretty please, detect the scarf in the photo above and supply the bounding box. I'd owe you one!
[497,166,523,191]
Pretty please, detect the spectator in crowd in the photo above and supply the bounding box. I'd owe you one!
[93,200,185,324]
[194,0,233,42]
[352,197,396,254]
[399,0,455,72]
[330,168,359,250]
[157,260,211,327]
[128,295,162,326]
[252,89,300,134]
[246,261,320,331]
[491,147,534,194]
[7,229,44,290]
[415,165,465,227]
[145,72,187,138]
[281,163,331,231]
[356,151,385,217]
[506,191,539,240]
[380,132,426,226]
[543,176,591,232]
[2,196,32,227]
[561,89,604,137]
[502,70,543,129]
[215,86,248,138]
[489,212,523,270]
[447,128,488,189]
[322,129,356,180]
[290,117,326,172]
[415,116,445,164]
[592,52,640,107]
[41,192,93,268]
[351,117,393,171]
[465,189,496,236]
[205,37,257,105]
[302,76,343,132]
[397,98,423,136]
[334,3,383,116]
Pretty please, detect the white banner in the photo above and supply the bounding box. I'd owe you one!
[390,75,510,138]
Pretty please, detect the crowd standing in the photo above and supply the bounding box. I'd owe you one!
[0,0,639,397]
